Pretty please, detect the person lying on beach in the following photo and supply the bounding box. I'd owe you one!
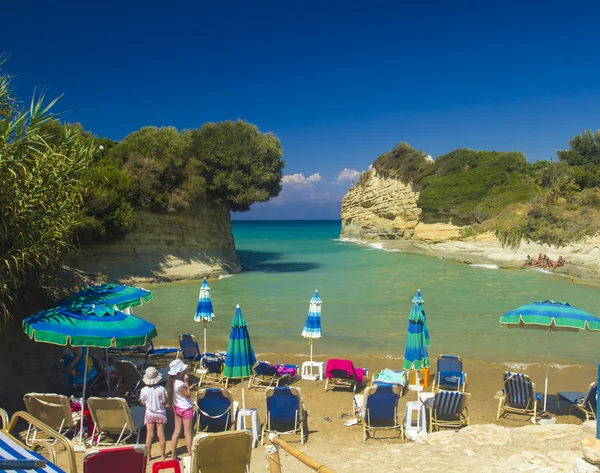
[531,253,543,267]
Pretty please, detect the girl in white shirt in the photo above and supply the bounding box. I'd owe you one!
[139,366,167,461]
[167,359,194,459]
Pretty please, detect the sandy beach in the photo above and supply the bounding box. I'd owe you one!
[4,348,598,472]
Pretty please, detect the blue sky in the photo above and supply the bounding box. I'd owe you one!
[3,1,600,219]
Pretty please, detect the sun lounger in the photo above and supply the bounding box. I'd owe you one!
[23,393,78,446]
[357,384,403,441]
[325,359,367,392]
[179,334,202,370]
[248,361,297,389]
[196,388,236,432]
[261,386,306,445]
[198,352,225,387]
[182,431,252,473]
[112,359,168,399]
[429,390,470,432]
[496,372,541,420]
[558,381,598,421]
[84,445,147,473]
[87,397,145,446]
[432,354,467,392]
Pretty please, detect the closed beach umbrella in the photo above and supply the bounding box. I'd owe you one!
[403,303,430,371]
[500,300,600,413]
[223,305,256,426]
[301,290,322,368]
[58,283,153,315]
[194,277,215,354]
[412,289,430,347]
[23,304,157,446]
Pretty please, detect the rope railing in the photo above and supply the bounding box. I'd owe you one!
[265,433,336,473]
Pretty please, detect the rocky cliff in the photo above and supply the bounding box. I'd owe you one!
[341,169,462,241]
[68,203,240,283]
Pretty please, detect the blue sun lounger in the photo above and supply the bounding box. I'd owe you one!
[199,353,226,387]
[360,384,403,442]
[558,381,597,421]
[261,387,306,445]
[496,372,541,420]
[248,361,297,389]
[429,390,470,432]
[196,388,235,432]
[178,334,202,369]
[432,354,467,392]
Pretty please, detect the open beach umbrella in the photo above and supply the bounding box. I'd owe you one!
[301,290,322,372]
[412,289,430,347]
[403,302,430,371]
[23,304,158,446]
[223,305,256,428]
[58,283,153,315]
[500,300,600,413]
[194,277,215,354]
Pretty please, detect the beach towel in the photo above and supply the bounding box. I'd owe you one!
[275,364,298,379]
[325,359,365,384]
[374,369,406,386]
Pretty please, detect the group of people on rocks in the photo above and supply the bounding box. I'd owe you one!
[524,253,565,270]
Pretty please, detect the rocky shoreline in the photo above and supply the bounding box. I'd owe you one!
[346,233,600,287]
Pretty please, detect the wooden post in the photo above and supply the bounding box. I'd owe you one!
[265,433,282,473]
[268,433,336,473]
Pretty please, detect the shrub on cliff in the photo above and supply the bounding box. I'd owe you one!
[372,142,431,182]
[0,66,94,320]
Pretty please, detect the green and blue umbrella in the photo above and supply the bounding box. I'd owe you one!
[58,283,153,316]
[194,277,215,354]
[500,300,600,412]
[23,305,158,348]
[223,305,256,380]
[403,302,430,371]
[412,289,430,347]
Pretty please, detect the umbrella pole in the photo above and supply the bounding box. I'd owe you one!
[242,384,247,430]
[203,320,207,355]
[310,339,313,376]
[78,349,89,446]
[544,326,552,413]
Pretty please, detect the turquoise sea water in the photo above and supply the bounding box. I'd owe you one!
[136,220,600,365]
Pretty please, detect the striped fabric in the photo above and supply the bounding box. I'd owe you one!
[0,431,65,473]
[402,303,429,370]
[23,305,157,348]
[434,390,465,417]
[194,278,215,323]
[503,372,534,407]
[500,300,600,331]
[223,306,256,379]
[301,291,322,338]
[412,290,430,347]
[58,283,153,315]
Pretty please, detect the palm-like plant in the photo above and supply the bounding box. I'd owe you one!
[0,62,94,321]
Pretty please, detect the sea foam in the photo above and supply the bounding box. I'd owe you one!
[469,263,499,269]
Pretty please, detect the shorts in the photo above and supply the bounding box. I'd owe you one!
[173,405,194,420]
[145,414,167,425]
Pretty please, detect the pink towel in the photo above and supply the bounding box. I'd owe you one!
[275,364,297,378]
[325,359,366,385]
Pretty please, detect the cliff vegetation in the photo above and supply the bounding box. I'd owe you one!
[369,135,600,248]
[0,63,285,321]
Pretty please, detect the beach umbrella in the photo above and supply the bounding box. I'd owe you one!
[301,290,322,373]
[23,304,158,446]
[58,283,153,315]
[223,305,256,428]
[403,302,430,371]
[412,289,430,347]
[194,277,215,354]
[500,300,600,413]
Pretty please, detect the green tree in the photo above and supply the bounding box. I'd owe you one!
[189,120,285,211]
[557,130,600,189]
[0,67,94,320]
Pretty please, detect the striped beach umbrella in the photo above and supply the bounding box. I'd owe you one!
[301,290,322,376]
[412,289,430,347]
[194,277,215,354]
[58,283,153,315]
[223,305,256,426]
[23,303,157,446]
[403,302,430,371]
[500,300,600,412]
